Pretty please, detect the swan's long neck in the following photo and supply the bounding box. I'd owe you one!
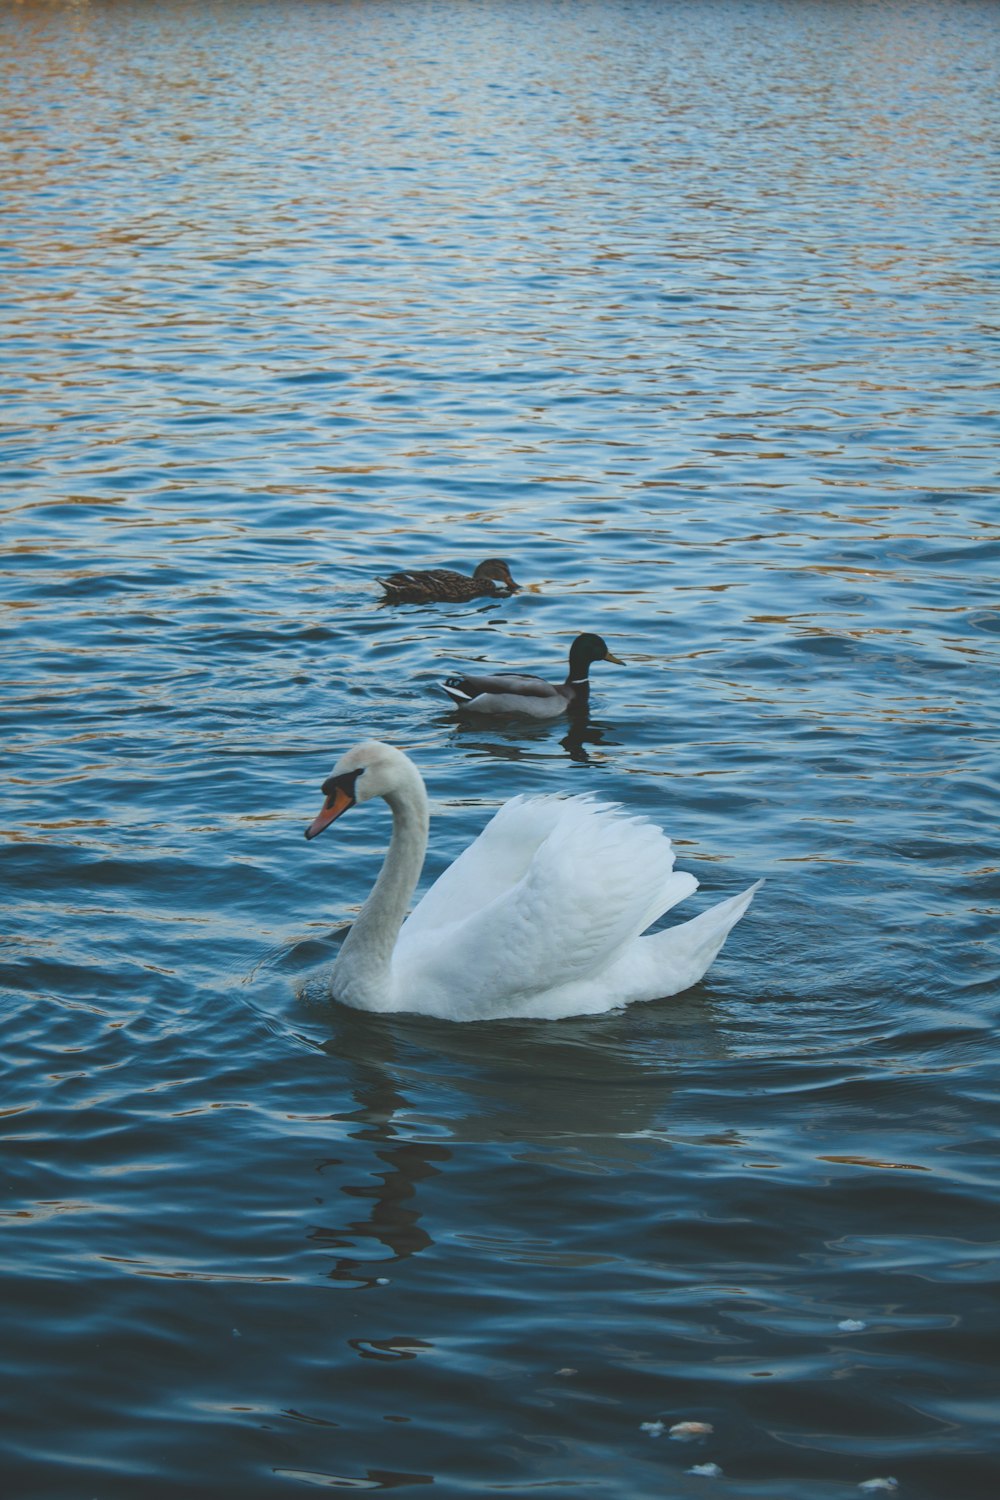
[332,766,429,1009]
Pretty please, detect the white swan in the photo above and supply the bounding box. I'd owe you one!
[304,741,761,1021]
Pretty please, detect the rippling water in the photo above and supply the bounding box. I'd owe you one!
[3,0,999,1495]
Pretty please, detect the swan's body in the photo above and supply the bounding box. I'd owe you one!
[376,558,519,604]
[305,742,760,1021]
[440,632,624,718]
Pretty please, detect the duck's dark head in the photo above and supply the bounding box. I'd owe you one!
[474,559,520,593]
[567,633,625,683]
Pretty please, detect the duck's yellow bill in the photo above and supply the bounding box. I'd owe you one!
[605,650,626,665]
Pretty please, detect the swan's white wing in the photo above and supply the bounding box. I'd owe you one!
[463,880,763,1021]
[397,794,571,942]
[394,795,697,1015]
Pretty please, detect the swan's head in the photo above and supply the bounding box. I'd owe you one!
[304,741,414,841]
[473,558,520,592]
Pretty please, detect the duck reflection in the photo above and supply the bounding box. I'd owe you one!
[560,712,619,765]
[442,710,621,766]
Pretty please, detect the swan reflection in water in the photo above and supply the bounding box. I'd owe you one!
[305,1030,450,1285]
[289,991,734,1289]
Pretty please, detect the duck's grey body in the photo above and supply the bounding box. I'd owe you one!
[439,633,623,718]
[441,671,579,719]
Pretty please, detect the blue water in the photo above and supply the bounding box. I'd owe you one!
[2,0,999,1495]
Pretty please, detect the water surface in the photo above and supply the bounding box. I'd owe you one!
[2,1,999,1496]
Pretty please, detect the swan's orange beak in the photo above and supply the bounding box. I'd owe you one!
[305,785,354,841]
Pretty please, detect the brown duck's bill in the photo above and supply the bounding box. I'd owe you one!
[605,650,626,665]
[305,785,355,841]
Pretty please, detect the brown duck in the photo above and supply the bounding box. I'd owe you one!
[376,558,520,604]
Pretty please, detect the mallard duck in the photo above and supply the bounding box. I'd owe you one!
[439,632,624,718]
[376,558,520,604]
[304,741,761,1020]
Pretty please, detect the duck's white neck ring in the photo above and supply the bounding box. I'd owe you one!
[569,676,591,685]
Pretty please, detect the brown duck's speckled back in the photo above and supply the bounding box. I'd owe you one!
[376,560,519,603]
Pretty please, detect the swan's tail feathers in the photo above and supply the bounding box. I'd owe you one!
[644,879,763,997]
